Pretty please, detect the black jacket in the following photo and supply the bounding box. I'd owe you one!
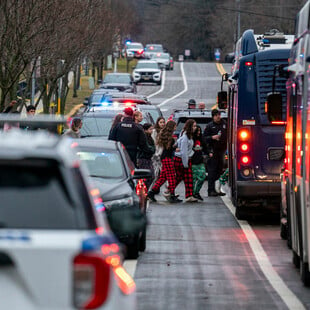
[203,119,227,153]
[191,137,208,165]
[137,133,155,160]
[109,117,152,164]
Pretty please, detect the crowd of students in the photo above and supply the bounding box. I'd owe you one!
[108,104,227,204]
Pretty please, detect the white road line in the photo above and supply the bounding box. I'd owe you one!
[158,62,188,107]
[147,70,166,99]
[221,196,306,310]
[123,259,138,278]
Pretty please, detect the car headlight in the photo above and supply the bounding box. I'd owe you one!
[103,196,134,209]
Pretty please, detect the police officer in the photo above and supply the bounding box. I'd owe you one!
[203,109,227,196]
[187,99,196,109]
[109,107,152,166]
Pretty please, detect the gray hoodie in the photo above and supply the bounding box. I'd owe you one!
[174,133,194,168]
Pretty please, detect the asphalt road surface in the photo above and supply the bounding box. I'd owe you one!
[125,62,310,310]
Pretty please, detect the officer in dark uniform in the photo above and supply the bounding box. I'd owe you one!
[203,109,227,196]
[109,107,152,166]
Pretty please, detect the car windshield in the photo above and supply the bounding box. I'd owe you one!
[81,116,112,137]
[140,108,161,122]
[104,74,131,84]
[0,161,78,229]
[90,94,105,104]
[127,43,143,49]
[77,150,125,180]
[146,45,163,52]
[136,62,159,69]
[157,54,169,59]
[176,117,212,132]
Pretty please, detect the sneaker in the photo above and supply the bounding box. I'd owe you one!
[168,194,182,203]
[147,190,157,202]
[194,193,204,201]
[215,180,221,193]
[185,196,198,202]
[164,190,180,198]
[208,191,219,197]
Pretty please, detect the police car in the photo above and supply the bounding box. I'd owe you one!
[0,123,137,310]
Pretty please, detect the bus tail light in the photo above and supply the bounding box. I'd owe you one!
[240,143,249,152]
[241,156,250,164]
[242,168,251,177]
[239,129,250,141]
[245,61,253,66]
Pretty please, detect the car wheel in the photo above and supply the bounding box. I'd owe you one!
[301,260,310,286]
[157,80,162,86]
[139,228,146,252]
[126,236,139,259]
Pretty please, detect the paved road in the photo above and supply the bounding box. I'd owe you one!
[131,62,310,310]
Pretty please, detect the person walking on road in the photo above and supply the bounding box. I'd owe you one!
[174,119,198,202]
[192,125,208,201]
[147,120,181,203]
[152,116,166,178]
[203,109,227,197]
[137,123,155,190]
[109,107,151,166]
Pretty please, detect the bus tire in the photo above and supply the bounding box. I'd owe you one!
[293,250,300,268]
[300,260,310,286]
[280,222,288,240]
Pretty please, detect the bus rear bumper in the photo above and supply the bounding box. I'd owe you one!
[236,181,281,197]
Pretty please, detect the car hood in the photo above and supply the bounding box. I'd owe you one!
[134,68,160,73]
[102,82,131,88]
[90,177,132,201]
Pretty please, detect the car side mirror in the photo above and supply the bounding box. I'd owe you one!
[217,91,228,109]
[132,168,152,179]
[106,207,146,237]
[83,97,89,106]
[266,92,283,122]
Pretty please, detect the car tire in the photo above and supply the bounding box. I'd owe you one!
[157,80,162,86]
[139,228,146,252]
[127,236,139,259]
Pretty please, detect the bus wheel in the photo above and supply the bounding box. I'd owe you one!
[293,250,300,268]
[301,260,310,286]
[280,222,288,240]
[235,205,247,220]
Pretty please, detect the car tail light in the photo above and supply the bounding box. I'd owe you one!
[73,253,110,309]
[137,49,143,54]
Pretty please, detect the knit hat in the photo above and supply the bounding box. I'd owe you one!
[123,107,133,116]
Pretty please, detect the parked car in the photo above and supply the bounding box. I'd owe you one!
[136,104,163,123]
[125,42,144,59]
[80,107,155,138]
[0,127,138,310]
[99,73,137,93]
[151,53,172,70]
[132,60,162,85]
[169,56,174,70]
[144,44,164,59]
[74,139,151,258]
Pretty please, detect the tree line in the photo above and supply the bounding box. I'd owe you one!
[0,0,139,113]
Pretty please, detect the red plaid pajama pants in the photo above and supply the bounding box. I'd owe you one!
[173,156,193,198]
[152,157,176,194]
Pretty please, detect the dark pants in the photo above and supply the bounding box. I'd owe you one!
[207,151,225,193]
[137,158,154,190]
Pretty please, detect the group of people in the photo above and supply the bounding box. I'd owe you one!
[108,103,227,204]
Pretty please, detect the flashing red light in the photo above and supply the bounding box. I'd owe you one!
[150,46,154,50]
[137,49,143,54]
[157,53,161,57]
[124,101,133,107]
[241,143,249,152]
[241,156,250,164]
[245,61,253,66]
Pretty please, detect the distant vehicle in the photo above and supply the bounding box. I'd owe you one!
[220,29,294,219]
[169,56,174,70]
[151,53,172,70]
[0,128,137,310]
[74,139,151,258]
[99,73,137,93]
[132,60,162,85]
[80,107,155,138]
[125,42,144,59]
[144,44,164,59]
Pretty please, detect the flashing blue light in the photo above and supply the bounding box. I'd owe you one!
[262,38,270,44]
[125,40,132,45]
[100,101,112,106]
[82,235,118,252]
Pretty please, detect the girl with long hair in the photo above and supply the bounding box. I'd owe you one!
[151,116,166,178]
[148,120,181,203]
[174,119,198,202]
[108,113,123,139]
